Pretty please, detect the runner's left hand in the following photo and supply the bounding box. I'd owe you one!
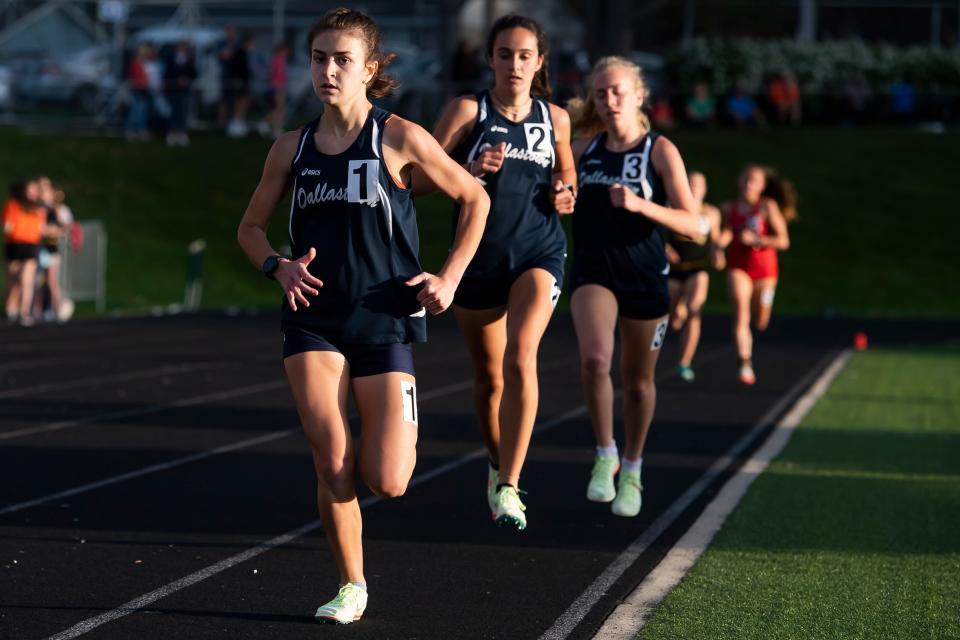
[405,272,456,315]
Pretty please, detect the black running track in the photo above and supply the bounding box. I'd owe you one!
[1,311,956,640]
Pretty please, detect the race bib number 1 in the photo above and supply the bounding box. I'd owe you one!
[347,159,380,206]
[401,380,418,425]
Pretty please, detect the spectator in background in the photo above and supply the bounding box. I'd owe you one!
[648,93,676,129]
[225,33,254,137]
[843,73,872,125]
[726,82,762,128]
[51,185,75,322]
[217,24,238,126]
[3,178,43,325]
[33,177,63,322]
[769,70,801,126]
[125,43,152,141]
[685,81,715,127]
[259,42,290,138]
[164,40,197,147]
[142,43,168,132]
[888,77,916,123]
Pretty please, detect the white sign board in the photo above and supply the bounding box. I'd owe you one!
[98,1,129,24]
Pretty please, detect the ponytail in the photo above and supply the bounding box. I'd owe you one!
[750,164,798,222]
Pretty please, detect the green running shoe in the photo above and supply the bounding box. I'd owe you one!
[586,455,619,503]
[677,364,695,382]
[315,583,368,624]
[487,463,499,518]
[611,471,643,517]
[494,485,527,530]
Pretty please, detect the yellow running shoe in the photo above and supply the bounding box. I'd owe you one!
[494,485,527,530]
[611,471,643,517]
[587,455,620,503]
[315,583,368,624]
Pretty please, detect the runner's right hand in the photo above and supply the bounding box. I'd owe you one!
[470,142,506,176]
[277,247,323,311]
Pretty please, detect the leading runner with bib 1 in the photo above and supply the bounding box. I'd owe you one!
[237,8,488,626]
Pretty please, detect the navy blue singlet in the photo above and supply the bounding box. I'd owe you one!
[570,131,670,301]
[449,91,566,281]
[283,106,426,344]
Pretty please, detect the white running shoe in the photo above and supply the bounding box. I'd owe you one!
[315,583,368,624]
[611,471,643,517]
[494,485,527,530]
[487,464,499,517]
[587,455,619,503]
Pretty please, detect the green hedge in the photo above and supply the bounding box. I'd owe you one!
[666,38,960,94]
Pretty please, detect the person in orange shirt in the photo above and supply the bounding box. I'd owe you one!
[4,178,44,325]
[769,70,801,126]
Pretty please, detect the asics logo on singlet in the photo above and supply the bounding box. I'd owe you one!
[578,169,642,194]
[489,125,509,133]
[300,168,323,176]
[479,142,551,168]
[297,182,349,208]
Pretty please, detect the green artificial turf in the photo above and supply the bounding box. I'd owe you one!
[1,125,956,316]
[638,345,960,640]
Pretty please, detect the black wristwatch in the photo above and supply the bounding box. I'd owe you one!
[262,254,282,280]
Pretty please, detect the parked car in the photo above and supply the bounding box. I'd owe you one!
[0,64,11,110]
[10,44,113,113]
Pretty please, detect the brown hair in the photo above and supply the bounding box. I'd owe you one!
[7,178,39,209]
[306,8,398,99]
[746,164,798,222]
[567,56,650,138]
[486,14,551,100]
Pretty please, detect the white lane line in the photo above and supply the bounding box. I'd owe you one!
[593,350,852,639]
[0,381,287,442]
[0,367,533,517]
[0,430,296,517]
[41,346,726,639]
[0,363,224,400]
[539,349,842,640]
[43,385,594,640]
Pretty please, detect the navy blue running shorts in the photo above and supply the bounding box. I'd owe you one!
[453,254,565,311]
[570,261,669,321]
[281,326,416,378]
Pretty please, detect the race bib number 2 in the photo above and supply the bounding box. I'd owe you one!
[524,123,550,154]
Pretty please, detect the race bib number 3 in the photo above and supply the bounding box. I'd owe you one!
[401,380,418,425]
[347,159,380,206]
[622,153,644,182]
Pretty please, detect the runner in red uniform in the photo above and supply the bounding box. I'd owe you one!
[719,164,795,385]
